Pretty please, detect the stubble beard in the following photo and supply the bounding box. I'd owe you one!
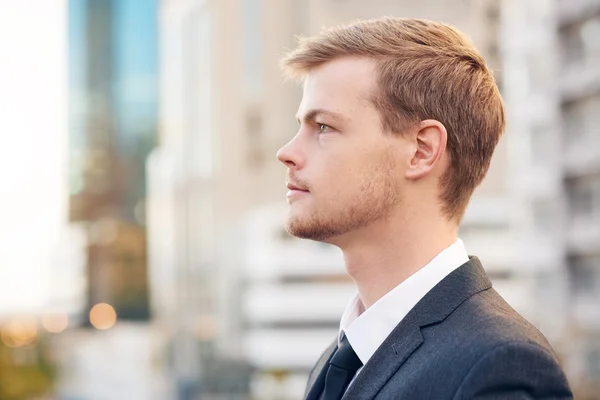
[285,158,400,242]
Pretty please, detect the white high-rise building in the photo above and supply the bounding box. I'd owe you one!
[501,0,600,397]
[555,1,600,397]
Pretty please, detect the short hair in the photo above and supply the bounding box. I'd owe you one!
[281,17,505,223]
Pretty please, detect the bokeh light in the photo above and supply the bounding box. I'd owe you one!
[89,303,117,330]
[41,312,69,334]
[0,317,38,348]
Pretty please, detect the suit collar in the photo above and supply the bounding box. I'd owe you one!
[341,239,470,366]
[341,257,492,400]
[410,256,492,327]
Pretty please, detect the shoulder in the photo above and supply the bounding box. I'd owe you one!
[417,286,561,374]
[437,288,572,398]
[451,339,572,399]
[442,287,555,353]
[379,286,572,398]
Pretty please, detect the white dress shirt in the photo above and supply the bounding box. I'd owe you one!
[339,239,470,390]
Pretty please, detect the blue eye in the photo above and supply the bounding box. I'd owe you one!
[319,123,332,133]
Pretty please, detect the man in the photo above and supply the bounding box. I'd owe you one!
[276,18,572,400]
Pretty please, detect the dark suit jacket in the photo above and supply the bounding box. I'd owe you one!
[305,257,573,399]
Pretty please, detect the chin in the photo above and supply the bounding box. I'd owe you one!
[284,212,308,235]
[285,214,338,242]
[286,226,331,242]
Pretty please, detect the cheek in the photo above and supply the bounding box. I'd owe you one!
[317,154,366,195]
[310,141,392,195]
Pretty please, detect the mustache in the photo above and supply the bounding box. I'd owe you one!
[287,173,310,191]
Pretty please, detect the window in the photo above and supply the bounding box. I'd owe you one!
[566,176,596,218]
[569,256,600,295]
[245,106,264,168]
[562,93,600,145]
[563,100,586,140]
[589,349,600,380]
[486,2,500,22]
[246,107,262,136]
[560,23,582,71]
[560,14,600,71]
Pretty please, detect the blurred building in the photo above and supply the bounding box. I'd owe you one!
[59,0,159,399]
[53,323,170,400]
[499,0,570,341]
[149,0,253,397]
[501,0,600,397]
[67,0,157,323]
[557,0,600,397]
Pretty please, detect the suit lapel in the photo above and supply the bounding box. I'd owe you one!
[342,311,423,400]
[305,340,338,400]
[342,257,492,400]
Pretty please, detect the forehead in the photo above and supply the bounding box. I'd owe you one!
[298,57,378,118]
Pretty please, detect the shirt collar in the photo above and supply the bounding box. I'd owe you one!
[338,239,469,365]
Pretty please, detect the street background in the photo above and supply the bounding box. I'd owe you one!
[0,0,599,399]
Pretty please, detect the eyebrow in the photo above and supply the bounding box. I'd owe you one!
[295,108,349,125]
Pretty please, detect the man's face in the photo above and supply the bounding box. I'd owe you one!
[277,57,407,242]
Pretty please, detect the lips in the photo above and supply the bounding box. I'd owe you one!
[287,183,309,192]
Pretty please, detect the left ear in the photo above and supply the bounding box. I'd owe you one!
[405,119,448,180]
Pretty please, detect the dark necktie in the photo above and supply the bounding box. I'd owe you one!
[318,334,363,400]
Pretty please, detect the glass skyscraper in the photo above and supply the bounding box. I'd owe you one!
[68,0,157,322]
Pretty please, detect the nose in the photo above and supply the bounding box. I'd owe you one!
[276,135,304,169]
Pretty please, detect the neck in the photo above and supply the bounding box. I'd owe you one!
[331,208,458,309]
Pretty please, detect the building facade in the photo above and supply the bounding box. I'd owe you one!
[67,0,158,323]
[501,0,600,397]
[556,0,600,397]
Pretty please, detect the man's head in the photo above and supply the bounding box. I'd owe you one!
[277,18,505,243]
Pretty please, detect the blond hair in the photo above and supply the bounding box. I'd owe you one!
[281,17,505,222]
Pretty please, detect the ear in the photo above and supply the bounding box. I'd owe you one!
[405,119,448,181]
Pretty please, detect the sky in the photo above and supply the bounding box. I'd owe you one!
[68,0,158,150]
[0,0,68,315]
[113,0,158,140]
